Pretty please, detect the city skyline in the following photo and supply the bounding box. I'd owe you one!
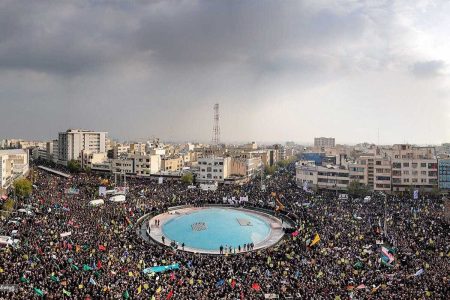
[0,1,449,144]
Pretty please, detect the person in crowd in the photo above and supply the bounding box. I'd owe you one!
[0,161,447,299]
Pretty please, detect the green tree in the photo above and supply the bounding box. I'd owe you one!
[181,173,193,184]
[1,198,15,218]
[13,178,33,199]
[67,160,81,173]
[347,180,369,198]
[430,186,440,197]
[265,165,277,175]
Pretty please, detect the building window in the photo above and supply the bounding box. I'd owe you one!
[403,163,409,167]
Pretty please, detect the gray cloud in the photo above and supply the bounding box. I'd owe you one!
[411,60,447,78]
[0,0,449,144]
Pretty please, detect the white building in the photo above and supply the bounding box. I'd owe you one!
[58,129,107,164]
[197,157,231,182]
[111,154,161,177]
[0,149,29,189]
[296,161,350,191]
[314,137,335,148]
[388,145,438,192]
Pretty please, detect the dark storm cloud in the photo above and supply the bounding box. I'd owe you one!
[0,0,368,75]
[0,0,448,143]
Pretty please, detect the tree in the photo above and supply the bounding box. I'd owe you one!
[265,165,277,175]
[347,180,369,198]
[13,178,33,199]
[67,160,81,173]
[1,198,15,218]
[181,173,193,184]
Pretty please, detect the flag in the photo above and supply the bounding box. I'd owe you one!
[34,288,44,297]
[123,290,129,299]
[251,283,261,291]
[62,289,71,296]
[50,275,59,282]
[170,272,175,280]
[89,278,97,285]
[231,279,236,289]
[98,245,106,251]
[310,233,320,246]
[381,246,395,264]
[83,264,93,271]
[20,276,30,283]
[137,285,142,294]
[166,290,174,299]
[356,284,366,290]
[75,245,81,252]
[353,261,363,269]
[414,269,424,276]
[71,264,79,271]
[216,279,225,287]
[97,260,102,269]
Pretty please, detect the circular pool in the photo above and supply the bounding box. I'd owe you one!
[148,207,285,254]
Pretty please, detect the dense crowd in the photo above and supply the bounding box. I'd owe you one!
[0,163,448,299]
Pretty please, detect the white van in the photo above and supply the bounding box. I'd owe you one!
[363,196,372,202]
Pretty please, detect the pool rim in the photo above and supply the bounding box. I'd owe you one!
[146,206,286,255]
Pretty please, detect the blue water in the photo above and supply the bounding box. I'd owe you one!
[162,208,271,251]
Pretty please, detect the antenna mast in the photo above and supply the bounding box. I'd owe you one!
[212,103,220,145]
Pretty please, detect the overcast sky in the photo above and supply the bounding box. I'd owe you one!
[0,0,449,145]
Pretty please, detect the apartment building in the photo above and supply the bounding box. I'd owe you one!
[129,143,146,155]
[161,156,183,172]
[81,151,108,169]
[197,157,231,182]
[58,129,107,164]
[0,149,29,189]
[296,161,350,191]
[113,144,130,159]
[111,154,161,176]
[389,145,437,192]
[373,156,392,191]
[314,137,335,148]
[230,157,262,178]
[438,158,450,190]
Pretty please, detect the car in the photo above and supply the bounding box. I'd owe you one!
[363,196,372,202]
[338,194,349,200]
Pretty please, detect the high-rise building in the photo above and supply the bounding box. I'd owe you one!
[314,137,335,148]
[58,129,107,164]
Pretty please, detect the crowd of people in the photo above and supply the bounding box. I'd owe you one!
[0,162,448,299]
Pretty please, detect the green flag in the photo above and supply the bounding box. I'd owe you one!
[20,276,30,283]
[71,264,79,271]
[123,290,130,299]
[83,264,93,271]
[50,275,60,282]
[34,288,44,297]
[63,289,71,296]
[353,261,363,269]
